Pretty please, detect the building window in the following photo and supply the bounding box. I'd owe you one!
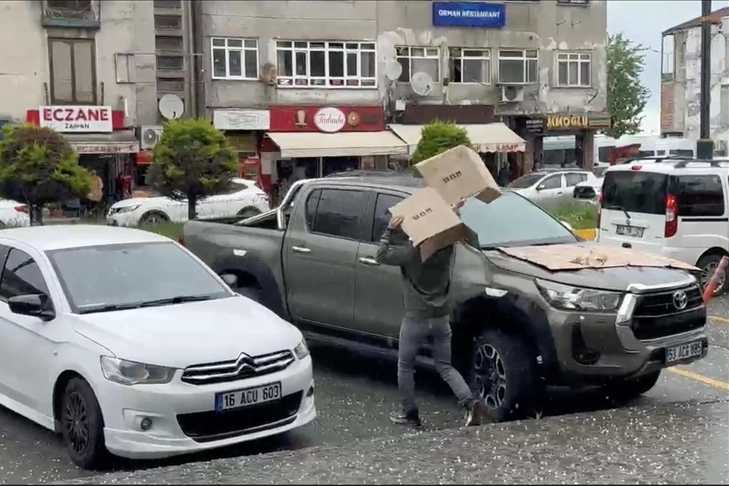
[47,0,92,10]
[498,49,538,84]
[276,41,376,88]
[556,52,591,87]
[396,47,439,83]
[211,38,259,80]
[557,0,589,4]
[449,48,490,84]
[48,38,96,104]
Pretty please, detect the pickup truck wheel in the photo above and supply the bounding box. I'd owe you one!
[470,328,540,422]
[603,370,661,400]
[237,285,261,302]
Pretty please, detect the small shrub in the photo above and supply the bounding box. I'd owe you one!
[541,200,598,230]
[411,121,472,168]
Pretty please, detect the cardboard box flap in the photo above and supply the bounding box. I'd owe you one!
[415,145,501,205]
[389,187,470,262]
[497,243,699,272]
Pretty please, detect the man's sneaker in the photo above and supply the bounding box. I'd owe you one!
[465,399,488,427]
[390,409,422,427]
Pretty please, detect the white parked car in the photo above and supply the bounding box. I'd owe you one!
[0,199,31,227]
[573,177,604,205]
[508,170,601,205]
[0,225,315,468]
[107,178,270,226]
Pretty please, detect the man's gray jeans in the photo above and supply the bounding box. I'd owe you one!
[398,311,475,413]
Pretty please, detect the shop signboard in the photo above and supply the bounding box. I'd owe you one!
[545,113,611,131]
[39,106,113,133]
[313,107,347,133]
[432,2,506,28]
[214,109,270,131]
[269,106,385,132]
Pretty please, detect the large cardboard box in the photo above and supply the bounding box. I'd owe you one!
[415,145,501,205]
[389,187,471,261]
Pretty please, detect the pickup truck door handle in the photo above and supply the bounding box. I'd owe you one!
[291,246,311,254]
[359,257,379,266]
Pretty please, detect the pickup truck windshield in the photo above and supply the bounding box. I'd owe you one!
[47,241,231,314]
[460,192,578,248]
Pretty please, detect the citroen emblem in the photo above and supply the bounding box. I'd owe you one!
[672,291,688,310]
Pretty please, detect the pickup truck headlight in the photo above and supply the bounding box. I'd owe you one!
[100,356,176,385]
[293,339,309,360]
[112,205,140,214]
[536,279,622,312]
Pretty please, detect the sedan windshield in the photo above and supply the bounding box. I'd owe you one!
[508,173,543,189]
[459,192,578,248]
[47,242,232,314]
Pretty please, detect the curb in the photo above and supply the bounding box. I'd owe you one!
[574,228,596,241]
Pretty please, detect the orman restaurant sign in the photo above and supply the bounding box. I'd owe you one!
[432,2,506,28]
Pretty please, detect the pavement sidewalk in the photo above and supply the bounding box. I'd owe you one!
[58,398,728,485]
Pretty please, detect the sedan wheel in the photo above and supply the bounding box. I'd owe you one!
[60,378,107,469]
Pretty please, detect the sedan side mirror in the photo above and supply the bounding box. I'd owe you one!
[220,273,238,289]
[8,294,55,321]
[536,184,546,191]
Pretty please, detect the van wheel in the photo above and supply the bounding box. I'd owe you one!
[698,254,729,296]
[603,370,661,401]
[61,377,107,469]
[469,328,541,422]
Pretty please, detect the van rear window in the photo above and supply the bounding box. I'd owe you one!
[602,171,668,215]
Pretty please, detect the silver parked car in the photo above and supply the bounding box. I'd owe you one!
[508,170,600,204]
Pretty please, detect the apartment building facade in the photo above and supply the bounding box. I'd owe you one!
[661,7,729,156]
[199,0,609,194]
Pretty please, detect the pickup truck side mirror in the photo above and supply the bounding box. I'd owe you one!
[220,273,238,289]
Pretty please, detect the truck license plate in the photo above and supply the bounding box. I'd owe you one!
[215,382,282,412]
[616,225,644,237]
[665,340,704,365]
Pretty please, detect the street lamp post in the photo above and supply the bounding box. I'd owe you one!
[697,0,714,159]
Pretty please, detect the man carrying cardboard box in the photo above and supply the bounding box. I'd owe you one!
[376,199,488,428]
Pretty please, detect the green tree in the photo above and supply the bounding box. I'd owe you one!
[606,33,650,138]
[0,124,93,226]
[411,121,472,166]
[148,118,239,220]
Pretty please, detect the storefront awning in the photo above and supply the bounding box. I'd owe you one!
[266,131,409,158]
[64,130,139,155]
[388,123,526,155]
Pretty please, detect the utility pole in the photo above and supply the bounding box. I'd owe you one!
[697,0,714,159]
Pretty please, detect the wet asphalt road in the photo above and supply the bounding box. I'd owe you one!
[1,300,728,484]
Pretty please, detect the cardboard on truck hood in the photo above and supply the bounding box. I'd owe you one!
[389,187,472,262]
[497,243,699,272]
[415,145,502,205]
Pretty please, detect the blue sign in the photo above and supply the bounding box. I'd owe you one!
[432,2,506,28]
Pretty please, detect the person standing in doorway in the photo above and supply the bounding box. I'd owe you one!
[376,201,488,427]
[87,170,104,217]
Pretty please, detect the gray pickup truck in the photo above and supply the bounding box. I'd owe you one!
[181,175,709,421]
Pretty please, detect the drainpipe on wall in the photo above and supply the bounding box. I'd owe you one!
[190,0,206,119]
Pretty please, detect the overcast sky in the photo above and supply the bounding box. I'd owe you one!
[607,0,729,133]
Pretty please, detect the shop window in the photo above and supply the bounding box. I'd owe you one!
[276,41,376,88]
[556,52,591,87]
[449,48,490,84]
[49,38,96,104]
[498,49,538,84]
[211,38,259,80]
[309,189,368,240]
[395,46,440,83]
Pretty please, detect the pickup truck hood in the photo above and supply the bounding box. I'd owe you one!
[484,243,696,292]
[73,295,302,369]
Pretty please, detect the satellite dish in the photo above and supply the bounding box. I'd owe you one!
[384,61,403,81]
[158,94,184,120]
[411,72,434,96]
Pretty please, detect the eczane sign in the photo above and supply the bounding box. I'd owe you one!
[39,106,113,133]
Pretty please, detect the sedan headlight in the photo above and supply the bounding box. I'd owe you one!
[293,339,310,360]
[113,205,140,214]
[535,278,622,312]
[100,356,176,385]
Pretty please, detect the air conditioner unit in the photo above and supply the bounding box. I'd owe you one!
[499,85,525,103]
[141,125,163,150]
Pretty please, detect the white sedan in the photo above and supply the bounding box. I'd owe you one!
[508,170,601,205]
[573,177,604,205]
[107,178,270,226]
[0,199,31,227]
[0,225,315,468]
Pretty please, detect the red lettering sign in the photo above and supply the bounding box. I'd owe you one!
[38,106,113,132]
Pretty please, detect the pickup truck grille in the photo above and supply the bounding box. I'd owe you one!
[631,285,705,340]
[181,350,295,385]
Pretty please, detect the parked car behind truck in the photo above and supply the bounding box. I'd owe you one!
[182,176,709,421]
